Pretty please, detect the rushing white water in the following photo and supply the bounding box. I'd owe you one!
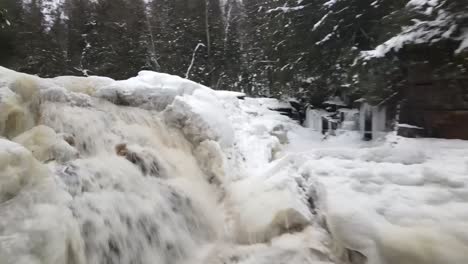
[0,68,229,264]
[0,67,333,264]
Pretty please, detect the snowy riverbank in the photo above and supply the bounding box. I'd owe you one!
[0,67,467,264]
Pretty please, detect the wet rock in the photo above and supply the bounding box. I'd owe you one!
[60,133,76,147]
[115,143,166,178]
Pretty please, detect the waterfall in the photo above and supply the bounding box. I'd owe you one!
[0,67,227,264]
[0,67,333,264]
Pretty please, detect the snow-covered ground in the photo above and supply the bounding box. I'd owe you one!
[0,67,468,264]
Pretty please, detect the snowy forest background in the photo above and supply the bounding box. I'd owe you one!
[0,0,467,106]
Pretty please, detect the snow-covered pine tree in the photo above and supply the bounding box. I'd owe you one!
[64,0,94,74]
[15,0,51,75]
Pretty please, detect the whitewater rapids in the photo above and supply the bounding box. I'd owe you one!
[1,67,468,264]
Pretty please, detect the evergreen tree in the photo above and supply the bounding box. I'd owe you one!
[218,0,242,91]
[0,0,22,66]
[14,0,52,75]
[64,0,94,74]
[82,0,150,79]
[40,7,69,77]
[147,0,226,88]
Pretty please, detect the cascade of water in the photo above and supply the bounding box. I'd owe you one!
[0,68,225,264]
[0,68,335,264]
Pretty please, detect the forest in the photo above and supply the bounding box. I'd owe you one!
[2,1,468,264]
[0,0,467,105]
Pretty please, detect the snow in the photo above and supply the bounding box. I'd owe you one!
[284,132,468,262]
[1,66,468,264]
[41,0,66,29]
[362,3,462,59]
[359,103,388,139]
[215,90,246,99]
[219,90,468,263]
[397,123,424,129]
[304,108,328,132]
[312,13,329,31]
[254,97,293,110]
[456,29,468,54]
[323,0,338,8]
[316,32,334,45]
[266,5,305,14]
[407,0,440,8]
[323,96,347,106]
[163,88,235,147]
[95,70,213,111]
